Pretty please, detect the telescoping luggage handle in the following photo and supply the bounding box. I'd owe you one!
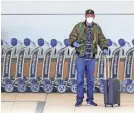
[104,48,110,79]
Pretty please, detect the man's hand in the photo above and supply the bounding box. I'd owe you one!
[103,49,108,55]
[73,42,82,48]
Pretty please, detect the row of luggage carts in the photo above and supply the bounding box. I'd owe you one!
[1,38,134,94]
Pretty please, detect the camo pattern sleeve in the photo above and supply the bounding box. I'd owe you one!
[97,25,108,50]
[69,24,79,47]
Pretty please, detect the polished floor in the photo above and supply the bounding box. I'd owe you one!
[1,93,134,113]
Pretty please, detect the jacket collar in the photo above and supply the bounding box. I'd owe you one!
[82,20,95,31]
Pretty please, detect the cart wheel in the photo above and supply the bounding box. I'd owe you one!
[57,84,66,93]
[30,84,40,92]
[43,84,53,93]
[112,105,113,107]
[17,84,27,92]
[118,103,120,106]
[4,83,14,92]
[71,84,77,93]
[126,84,134,94]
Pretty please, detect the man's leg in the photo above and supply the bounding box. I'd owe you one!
[85,59,97,106]
[76,57,85,103]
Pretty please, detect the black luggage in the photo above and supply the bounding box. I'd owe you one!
[103,55,120,107]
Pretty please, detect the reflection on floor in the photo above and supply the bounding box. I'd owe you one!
[1,93,134,113]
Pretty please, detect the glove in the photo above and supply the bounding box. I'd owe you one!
[73,42,81,48]
[103,49,108,55]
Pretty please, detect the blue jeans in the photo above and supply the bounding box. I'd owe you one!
[76,57,95,102]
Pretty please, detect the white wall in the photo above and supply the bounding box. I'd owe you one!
[1,1,134,45]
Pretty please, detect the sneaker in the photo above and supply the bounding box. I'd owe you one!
[87,101,98,106]
[75,101,82,107]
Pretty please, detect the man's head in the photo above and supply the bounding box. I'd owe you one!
[85,9,95,24]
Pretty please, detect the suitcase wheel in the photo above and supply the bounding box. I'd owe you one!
[105,104,107,107]
[112,105,113,107]
[118,103,120,106]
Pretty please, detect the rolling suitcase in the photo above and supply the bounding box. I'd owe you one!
[103,55,120,107]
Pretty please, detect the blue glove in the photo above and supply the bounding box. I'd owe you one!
[73,42,81,48]
[103,49,108,55]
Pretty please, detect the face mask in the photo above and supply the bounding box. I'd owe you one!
[86,17,94,23]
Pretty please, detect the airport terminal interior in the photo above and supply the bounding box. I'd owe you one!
[1,0,134,113]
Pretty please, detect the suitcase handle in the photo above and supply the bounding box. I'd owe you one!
[104,48,110,79]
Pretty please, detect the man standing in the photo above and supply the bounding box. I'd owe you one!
[69,9,108,107]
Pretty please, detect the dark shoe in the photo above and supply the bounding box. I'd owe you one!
[87,101,98,106]
[75,101,82,107]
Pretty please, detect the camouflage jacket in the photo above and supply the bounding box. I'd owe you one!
[69,21,108,58]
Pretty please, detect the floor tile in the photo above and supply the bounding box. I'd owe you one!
[46,93,75,104]
[1,93,134,113]
[121,93,134,101]
[1,94,5,101]
[43,102,74,113]
[106,103,134,113]
[75,102,107,113]
[1,102,14,113]
[15,93,47,101]
[1,93,17,101]
[11,102,37,113]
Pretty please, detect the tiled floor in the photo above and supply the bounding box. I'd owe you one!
[1,93,134,113]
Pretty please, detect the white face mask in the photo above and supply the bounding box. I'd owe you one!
[86,17,94,23]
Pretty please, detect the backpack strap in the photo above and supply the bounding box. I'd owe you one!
[93,23,100,44]
[78,22,84,39]
[78,22,82,34]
